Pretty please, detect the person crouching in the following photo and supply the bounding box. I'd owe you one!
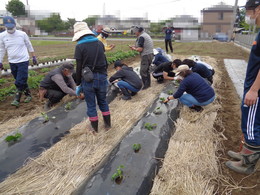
[109,60,142,100]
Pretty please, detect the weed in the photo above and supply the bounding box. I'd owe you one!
[111,165,124,184]
[144,123,157,131]
[5,132,22,143]
[132,143,141,152]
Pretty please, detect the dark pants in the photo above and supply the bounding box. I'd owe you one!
[140,54,153,88]
[10,61,29,91]
[44,89,66,104]
[165,39,173,53]
[82,73,110,121]
[241,97,260,146]
[152,71,175,82]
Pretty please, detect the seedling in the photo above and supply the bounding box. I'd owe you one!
[111,165,124,184]
[132,143,141,153]
[41,112,49,122]
[159,97,165,102]
[65,102,72,110]
[5,132,22,143]
[153,107,162,115]
[167,90,173,95]
[144,123,157,131]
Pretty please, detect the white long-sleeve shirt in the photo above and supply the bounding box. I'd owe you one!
[0,30,34,63]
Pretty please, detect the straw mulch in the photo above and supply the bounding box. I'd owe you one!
[0,69,166,195]
[150,56,227,195]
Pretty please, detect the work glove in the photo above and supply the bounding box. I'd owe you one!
[76,85,82,96]
[32,56,38,65]
[0,62,3,70]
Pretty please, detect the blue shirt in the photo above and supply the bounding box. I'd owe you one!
[173,72,215,102]
[192,62,212,79]
[153,53,169,66]
[245,31,260,96]
[165,29,172,40]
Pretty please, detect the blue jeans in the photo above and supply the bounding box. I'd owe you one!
[241,97,260,146]
[10,61,29,91]
[179,93,215,107]
[82,73,110,121]
[117,81,140,93]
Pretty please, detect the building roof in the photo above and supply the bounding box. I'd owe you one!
[202,2,233,12]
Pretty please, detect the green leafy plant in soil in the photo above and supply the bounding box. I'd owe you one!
[5,132,22,143]
[0,78,7,86]
[111,165,124,184]
[41,112,49,122]
[159,97,166,102]
[132,143,141,153]
[0,85,16,101]
[153,106,162,115]
[65,102,72,110]
[106,50,139,64]
[167,90,173,95]
[27,75,44,89]
[144,123,157,131]
[28,70,38,76]
[40,67,51,73]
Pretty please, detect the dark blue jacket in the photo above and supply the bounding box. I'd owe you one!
[173,72,215,103]
[153,53,169,66]
[192,62,212,79]
[245,31,260,96]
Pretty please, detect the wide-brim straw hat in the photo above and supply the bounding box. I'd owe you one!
[174,65,189,75]
[72,22,94,42]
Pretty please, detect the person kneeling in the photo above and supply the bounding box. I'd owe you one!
[164,65,215,112]
[39,63,77,110]
[109,60,142,100]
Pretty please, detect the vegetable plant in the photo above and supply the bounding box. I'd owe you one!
[111,165,124,184]
[5,132,22,143]
[132,143,141,153]
[144,123,157,131]
[153,107,162,115]
[65,102,72,110]
[41,112,49,122]
[159,97,165,102]
[167,90,173,95]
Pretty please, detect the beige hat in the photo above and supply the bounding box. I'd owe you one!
[72,22,94,42]
[102,27,111,34]
[174,65,189,75]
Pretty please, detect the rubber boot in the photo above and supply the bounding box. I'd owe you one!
[227,144,256,161]
[90,120,98,133]
[226,146,260,175]
[24,88,32,103]
[103,115,111,130]
[120,88,131,100]
[11,90,22,107]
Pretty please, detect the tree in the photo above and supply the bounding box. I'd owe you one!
[36,14,65,33]
[5,0,26,16]
[150,22,166,33]
[64,18,76,30]
[83,16,98,27]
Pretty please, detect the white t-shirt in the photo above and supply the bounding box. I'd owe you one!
[0,30,34,63]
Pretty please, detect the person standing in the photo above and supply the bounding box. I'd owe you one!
[0,16,37,107]
[226,0,260,174]
[164,26,173,53]
[129,26,154,90]
[97,27,115,51]
[73,22,111,133]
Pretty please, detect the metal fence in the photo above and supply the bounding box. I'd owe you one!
[234,33,256,49]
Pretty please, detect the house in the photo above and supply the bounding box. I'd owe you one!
[201,2,233,38]
[172,15,200,41]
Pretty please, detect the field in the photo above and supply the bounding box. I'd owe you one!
[0,39,259,194]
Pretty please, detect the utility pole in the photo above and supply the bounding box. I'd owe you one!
[230,0,238,41]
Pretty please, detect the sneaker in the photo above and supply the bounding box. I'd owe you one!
[11,100,19,107]
[24,96,32,103]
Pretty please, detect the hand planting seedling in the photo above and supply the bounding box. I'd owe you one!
[5,132,22,143]
[111,165,124,184]
[159,97,166,103]
[41,112,49,122]
[153,107,162,115]
[144,123,157,131]
[167,90,173,95]
[132,143,141,153]
[65,102,72,110]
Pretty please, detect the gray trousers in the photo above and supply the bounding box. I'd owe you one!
[140,53,153,88]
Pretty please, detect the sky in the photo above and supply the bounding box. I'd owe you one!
[0,0,247,22]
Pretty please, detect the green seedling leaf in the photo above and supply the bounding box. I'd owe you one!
[159,97,165,102]
[41,112,49,122]
[167,90,173,95]
[65,102,72,110]
[144,122,157,131]
[132,143,141,152]
[111,165,124,182]
[5,132,22,143]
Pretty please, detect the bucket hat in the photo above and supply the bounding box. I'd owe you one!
[72,22,94,42]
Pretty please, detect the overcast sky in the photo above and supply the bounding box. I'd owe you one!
[0,0,247,21]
